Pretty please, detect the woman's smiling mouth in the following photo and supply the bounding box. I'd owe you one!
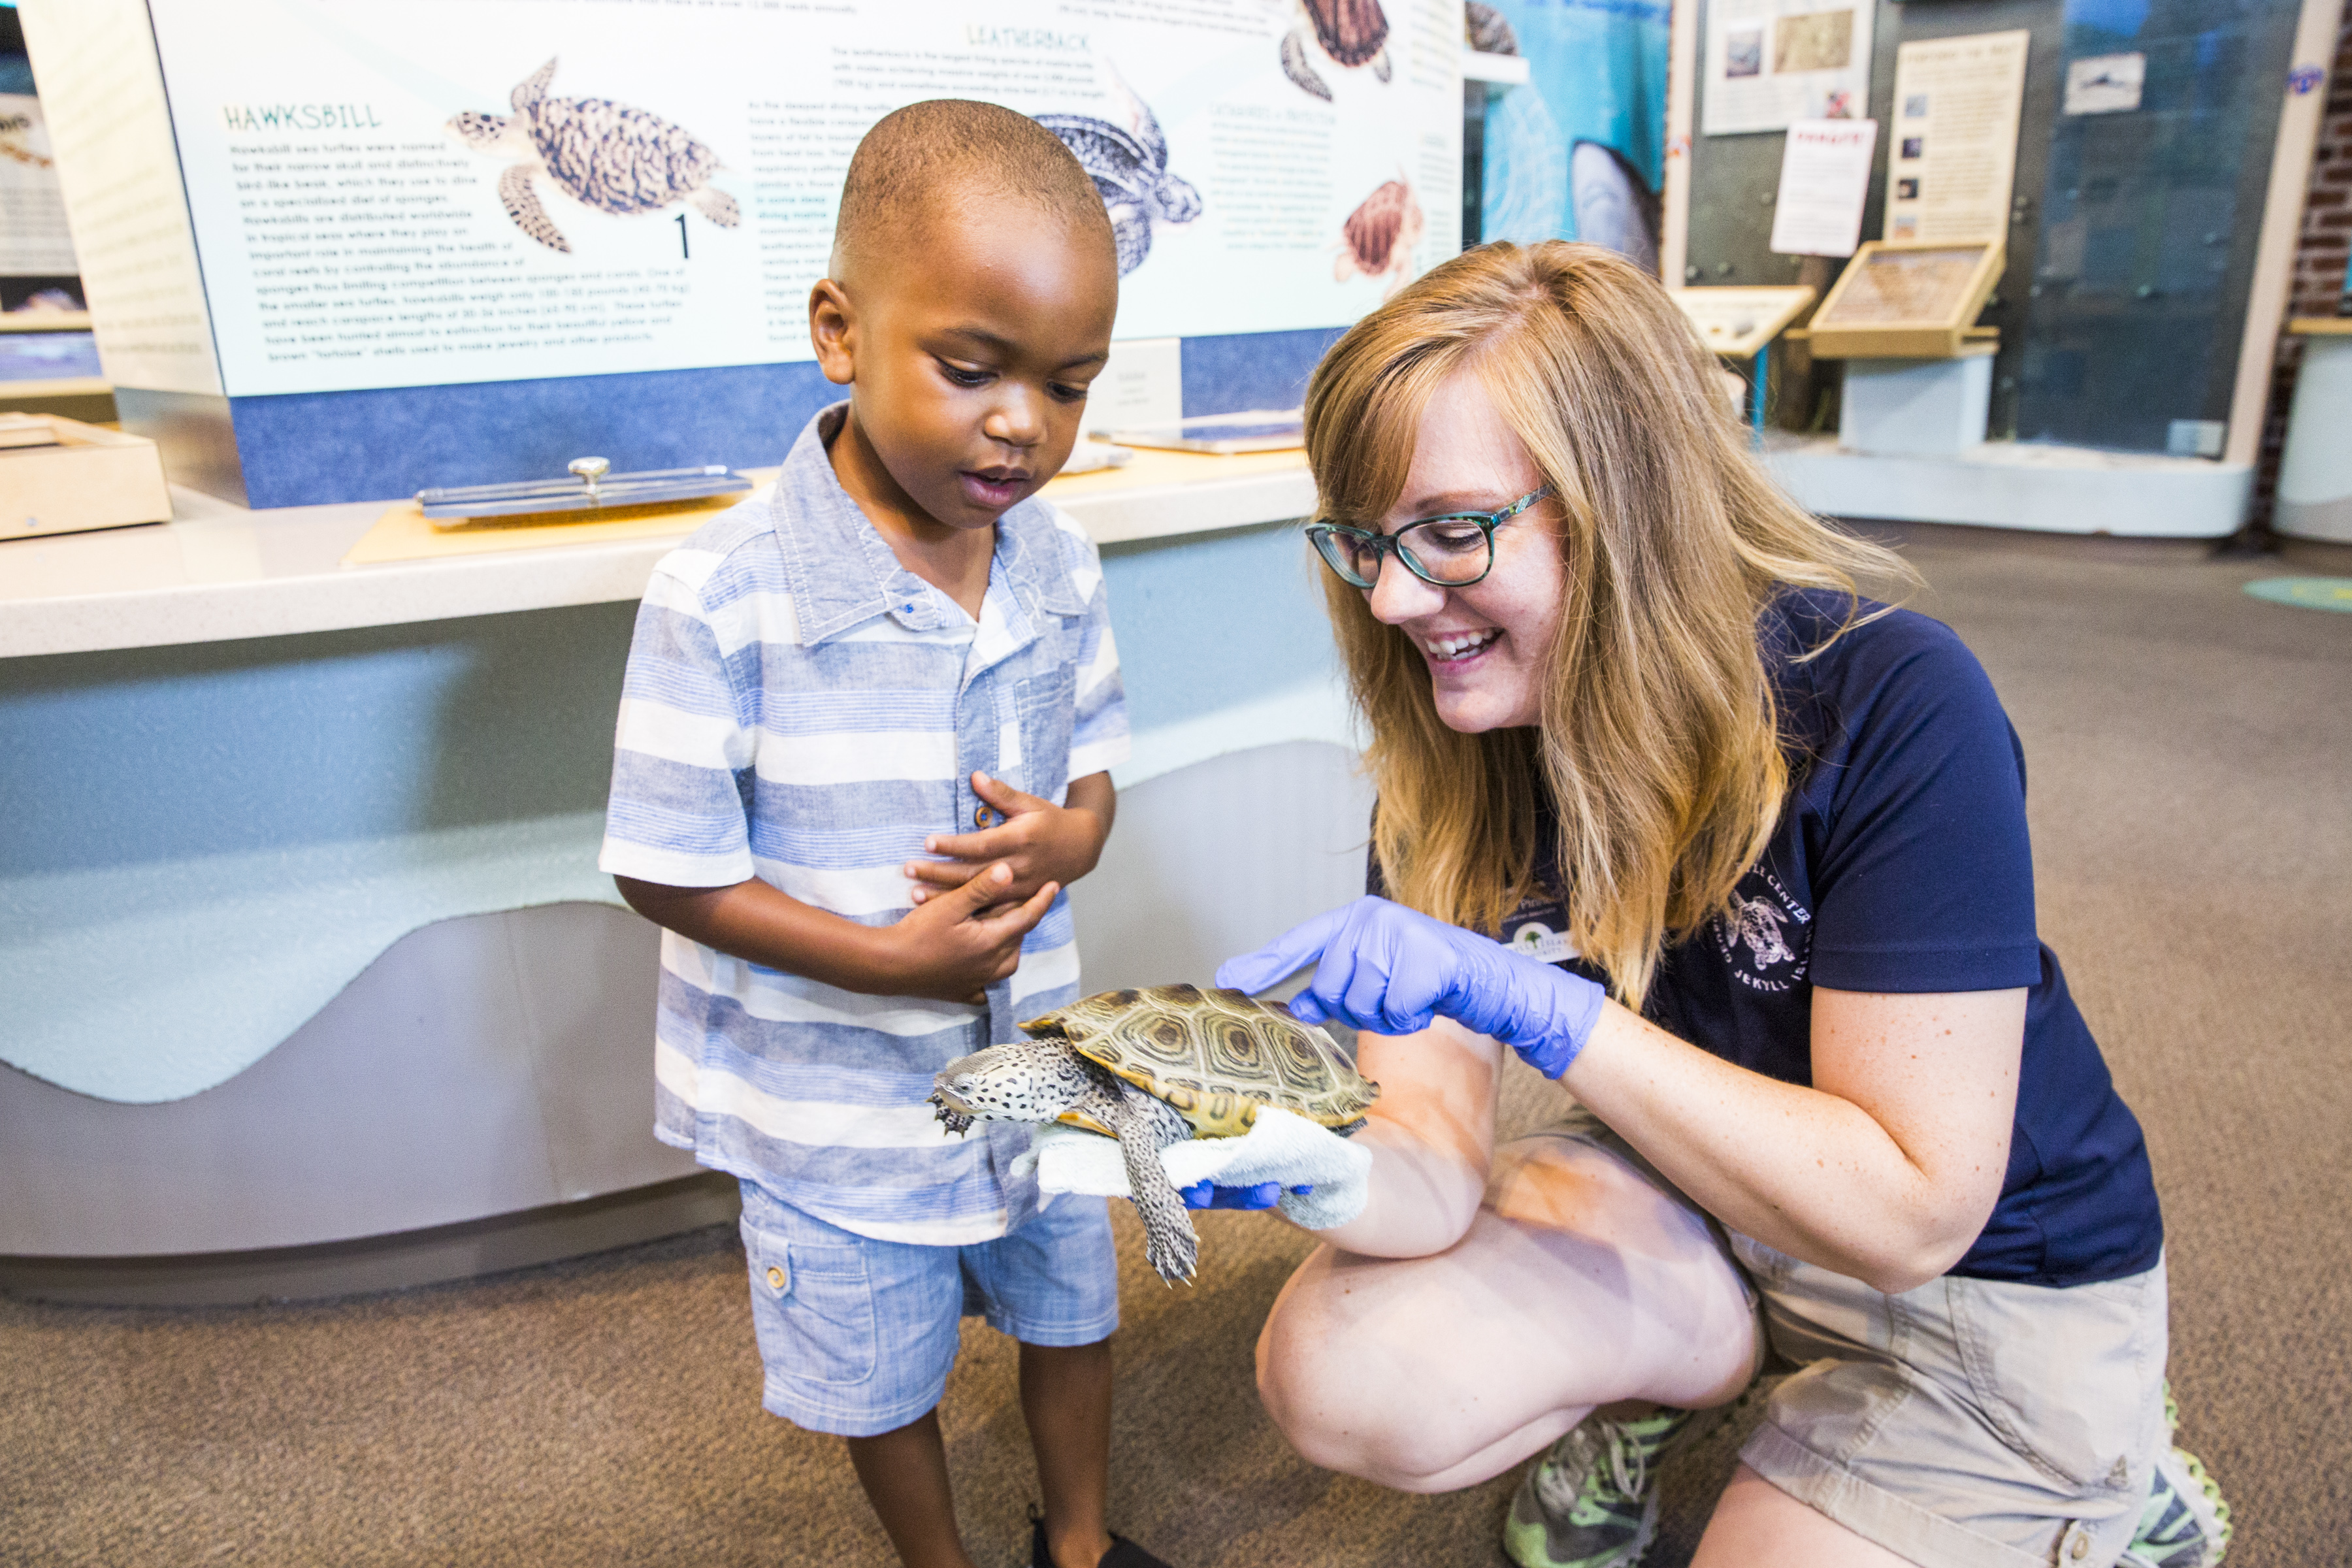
[1424,628,1503,664]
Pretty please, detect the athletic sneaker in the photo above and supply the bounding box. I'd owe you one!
[1503,1407,1692,1568]
[2120,1386,2232,1568]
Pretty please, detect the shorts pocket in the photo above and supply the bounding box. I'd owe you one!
[742,1223,877,1388]
[1946,1271,2155,1491]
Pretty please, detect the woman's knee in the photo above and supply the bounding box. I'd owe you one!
[1253,1264,1482,1487]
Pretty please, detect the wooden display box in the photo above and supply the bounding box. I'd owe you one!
[0,414,172,540]
[1804,241,2005,360]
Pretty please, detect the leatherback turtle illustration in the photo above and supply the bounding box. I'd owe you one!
[1279,0,1394,101]
[930,984,1379,1283]
[449,58,738,254]
[1036,72,1203,276]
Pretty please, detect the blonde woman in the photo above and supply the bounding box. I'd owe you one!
[1212,244,2229,1568]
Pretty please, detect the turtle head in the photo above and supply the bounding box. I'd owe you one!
[447,110,512,150]
[930,1038,1097,1129]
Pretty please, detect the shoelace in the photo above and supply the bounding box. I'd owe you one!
[1600,1422,1650,1502]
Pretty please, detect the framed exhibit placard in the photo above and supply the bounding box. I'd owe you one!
[1669,286,1816,359]
[1880,31,2030,246]
[1805,240,2004,359]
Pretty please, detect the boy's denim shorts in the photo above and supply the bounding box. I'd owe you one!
[1536,1105,2170,1568]
[736,1180,1120,1437]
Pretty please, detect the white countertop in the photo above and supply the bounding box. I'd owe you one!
[0,447,1315,659]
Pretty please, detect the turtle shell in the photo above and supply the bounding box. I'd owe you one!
[1019,983,1379,1139]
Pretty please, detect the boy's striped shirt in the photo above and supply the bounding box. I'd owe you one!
[599,406,1128,1245]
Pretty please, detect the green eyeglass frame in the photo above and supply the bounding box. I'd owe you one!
[1305,484,1554,590]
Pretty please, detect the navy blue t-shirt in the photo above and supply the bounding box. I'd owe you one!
[1371,591,2163,1287]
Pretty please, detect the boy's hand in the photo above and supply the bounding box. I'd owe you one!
[906,772,1112,907]
[881,862,1060,1004]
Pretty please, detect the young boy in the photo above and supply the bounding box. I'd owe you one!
[599,101,1169,1568]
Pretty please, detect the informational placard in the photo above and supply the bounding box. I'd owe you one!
[2065,52,2145,116]
[1770,118,1878,257]
[1669,285,1816,357]
[16,0,223,396]
[1703,0,1872,136]
[1882,31,2029,246]
[0,94,81,276]
[1806,239,2002,357]
[124,0,1460,399]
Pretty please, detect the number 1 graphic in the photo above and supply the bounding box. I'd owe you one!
[676,214,690,259]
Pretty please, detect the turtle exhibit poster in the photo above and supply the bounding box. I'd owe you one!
[116,0,1461,400]
[1702,0,1873,136]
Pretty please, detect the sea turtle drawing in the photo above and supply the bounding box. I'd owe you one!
[1035,73,1203,276]
[1279,0,1394,102]
[449,57,738,255]
[1335,178,1426,297]
[929,984,1379,1283]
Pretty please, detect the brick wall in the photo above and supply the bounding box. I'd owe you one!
[2251,16,2352,534]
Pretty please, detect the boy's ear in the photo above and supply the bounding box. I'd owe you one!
[808,278,857,387]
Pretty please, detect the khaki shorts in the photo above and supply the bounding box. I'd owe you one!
[1535,1107,2170,1568]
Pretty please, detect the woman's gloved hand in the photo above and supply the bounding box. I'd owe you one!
[1178,1181,1310,1211]
[1215,895,1607,1079]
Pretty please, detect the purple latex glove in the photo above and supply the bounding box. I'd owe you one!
[1214,896,1607,1079]
[1179,1180,1309,1211]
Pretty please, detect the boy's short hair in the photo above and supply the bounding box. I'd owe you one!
[833,99,1114,276]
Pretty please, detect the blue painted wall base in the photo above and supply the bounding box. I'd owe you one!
[214,328,1347,509]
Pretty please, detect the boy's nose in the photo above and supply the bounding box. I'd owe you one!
[983,388,1045,448]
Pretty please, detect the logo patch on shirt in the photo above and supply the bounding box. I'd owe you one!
[1711,867,1812,993]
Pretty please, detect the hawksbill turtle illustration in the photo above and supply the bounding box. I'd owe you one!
[449,58,738,255]
[1036,71,1203,276]
[1279,0,1394,102]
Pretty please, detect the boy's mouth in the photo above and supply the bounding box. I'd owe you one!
[958,466,1031,510]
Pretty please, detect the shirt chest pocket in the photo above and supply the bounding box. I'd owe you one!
[1012,665,1076,800]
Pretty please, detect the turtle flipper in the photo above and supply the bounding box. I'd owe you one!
[1371,46,1393,83]
[688,185,740,227]
[1281,31,1333,101]
[513,57,557,113]
[1107,1084,1198,1283]
[498,163,570,252]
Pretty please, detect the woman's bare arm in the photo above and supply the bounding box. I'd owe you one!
[1560,987,2024,1294]
[1308,1017,1504,1258]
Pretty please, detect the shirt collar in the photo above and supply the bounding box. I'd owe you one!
[768,402,1086,647]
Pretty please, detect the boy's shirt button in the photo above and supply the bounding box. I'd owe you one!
[975,806,1002,828]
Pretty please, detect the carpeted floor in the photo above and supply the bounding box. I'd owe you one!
[4,526,2346,1567]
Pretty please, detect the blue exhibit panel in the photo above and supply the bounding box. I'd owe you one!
[0,519,1341,1104]
[225,328,1347,509]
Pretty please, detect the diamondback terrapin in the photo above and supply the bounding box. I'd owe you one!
[1279,0,1394,102]
[930,984,1379,1282]
[1035,72,1203,276]
[449,57,738,254]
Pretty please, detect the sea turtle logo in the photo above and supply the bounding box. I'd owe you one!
[1710,870,1811,992]
[1723,896,1795,972]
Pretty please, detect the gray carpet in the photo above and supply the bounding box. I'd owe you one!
[5,525,2347,1567]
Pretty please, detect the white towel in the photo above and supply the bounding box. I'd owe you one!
[1017,1105,1372,1232]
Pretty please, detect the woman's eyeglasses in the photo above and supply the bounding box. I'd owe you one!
[1305,484,1552,590]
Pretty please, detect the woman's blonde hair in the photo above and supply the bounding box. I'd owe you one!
[1309,240,1913,1007]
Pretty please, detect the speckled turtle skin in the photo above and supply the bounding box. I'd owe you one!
[1024,983,1378,1139]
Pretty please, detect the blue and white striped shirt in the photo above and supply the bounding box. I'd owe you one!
[599,404,1128,1245]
